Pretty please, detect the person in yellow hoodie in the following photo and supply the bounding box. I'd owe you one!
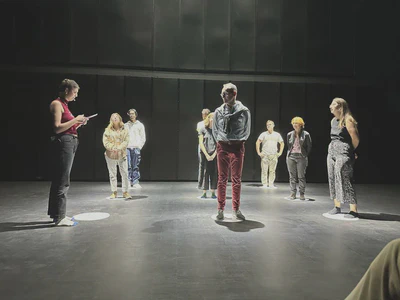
[103,113,131,199]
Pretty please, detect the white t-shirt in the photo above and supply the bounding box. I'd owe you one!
[197,121,205,153]
[197,120,205,133]
[258,131,283,155]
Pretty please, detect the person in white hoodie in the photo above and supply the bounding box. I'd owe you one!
[125,109,146,189]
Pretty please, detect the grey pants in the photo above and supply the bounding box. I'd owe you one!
[105,155,129,193]
[327,141,357,204]
[286,153,307,194]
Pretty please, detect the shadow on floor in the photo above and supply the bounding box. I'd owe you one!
[289,198,316,202]
[0,221,55,233]
[125,195,149,201]
[141,220,176,234]
[246,183,263,187]
[215,220,265,232]
[358,213,400,221]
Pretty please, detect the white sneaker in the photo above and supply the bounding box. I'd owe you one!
[55,217,78,227]
[132,183,142,189]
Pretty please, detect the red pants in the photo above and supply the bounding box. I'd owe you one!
[216,141,245,210]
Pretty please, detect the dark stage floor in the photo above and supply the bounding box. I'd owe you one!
[1,181,400,300]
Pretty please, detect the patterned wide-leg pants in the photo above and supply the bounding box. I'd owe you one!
[327,141,357,204]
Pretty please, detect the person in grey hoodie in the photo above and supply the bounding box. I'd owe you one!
[212,83,251,221]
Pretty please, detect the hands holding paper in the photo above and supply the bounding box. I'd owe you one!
[76,113,98,129]
[87,113,98,119]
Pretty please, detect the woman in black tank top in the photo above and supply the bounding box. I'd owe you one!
[326,98,360,218]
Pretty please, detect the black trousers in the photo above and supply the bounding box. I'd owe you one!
[204,158,217,191]
[48,135,78,219]
[198,150,206,188]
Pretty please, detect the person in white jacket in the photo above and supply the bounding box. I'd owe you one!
[125,109,146,189]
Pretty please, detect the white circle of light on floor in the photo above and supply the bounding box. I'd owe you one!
[197,196,217,200]
[322,213,359,221]
[284,197,311,201]
[73,212,110,221]
[211,214,244,223]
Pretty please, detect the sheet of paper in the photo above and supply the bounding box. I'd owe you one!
[87,113,98,119]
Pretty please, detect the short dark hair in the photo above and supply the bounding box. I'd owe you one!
[127,108,138,117]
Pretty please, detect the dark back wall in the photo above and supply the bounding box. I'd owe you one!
[0,0,398,76]
[1,0,398,183]
[0,72,395,183]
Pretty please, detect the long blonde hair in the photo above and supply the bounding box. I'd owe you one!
[106,113,124,131]
[332,98,358,129]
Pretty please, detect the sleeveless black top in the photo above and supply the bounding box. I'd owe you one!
[330,118,352,146]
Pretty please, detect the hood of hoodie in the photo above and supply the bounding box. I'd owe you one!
[219,101,248,117]
[219,101,248,133]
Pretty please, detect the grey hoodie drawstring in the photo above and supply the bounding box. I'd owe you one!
[223,116,230,133]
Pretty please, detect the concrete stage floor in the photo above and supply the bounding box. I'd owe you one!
[0,181,399,300]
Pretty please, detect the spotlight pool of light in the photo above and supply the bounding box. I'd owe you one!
[73,212,110,221]
[322,213,359,221]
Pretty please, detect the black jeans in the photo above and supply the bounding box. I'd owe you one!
[204,158,217,191]
[198,150,206,188]
[48,134,79,219]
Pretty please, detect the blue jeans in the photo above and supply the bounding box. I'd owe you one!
[127,148,141,185]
